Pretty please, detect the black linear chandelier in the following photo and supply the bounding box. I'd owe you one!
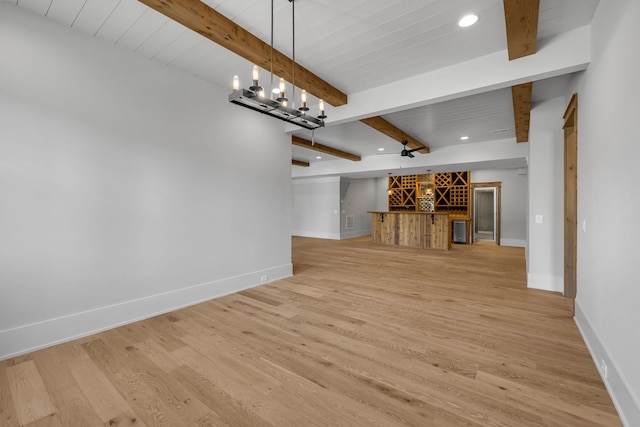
[228,0,326,130]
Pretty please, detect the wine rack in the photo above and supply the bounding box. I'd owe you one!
[387,171,470,218]
[388,176,416,211]
[434,171,470,219]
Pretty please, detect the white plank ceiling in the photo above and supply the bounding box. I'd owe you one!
[5,0,599,170]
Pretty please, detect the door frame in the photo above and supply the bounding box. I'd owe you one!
[473,187,497,242]
[470,182,501,245]
[563,94,578,304]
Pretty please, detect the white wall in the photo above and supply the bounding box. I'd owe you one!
[291,177,341,239]
[374,177,389,211]
[526,97,565,292]
[0,4,293,359]
[339,178,376,238]
[471,169,527,247]
[570,0,640,424]
[291,176,377,239]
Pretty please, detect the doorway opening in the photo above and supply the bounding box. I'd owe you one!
[470,182,501,245]
[474,189,496,241]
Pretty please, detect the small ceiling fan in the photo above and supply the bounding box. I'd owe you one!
[377,141,428,166]
[399,140,428,158]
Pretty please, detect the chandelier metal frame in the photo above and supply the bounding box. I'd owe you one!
[228,0,326,130]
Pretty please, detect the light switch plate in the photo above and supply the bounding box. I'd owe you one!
[535,215,543,224]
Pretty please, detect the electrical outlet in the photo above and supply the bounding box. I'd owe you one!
[260,275,268,283]
[601,359,608,379]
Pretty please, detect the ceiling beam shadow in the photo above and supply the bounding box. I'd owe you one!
[512,82,533,143]
[503,0,540,60]
[292,136,361,162]
[138,0,347,107]
[292,159,310,167]
[360,116,429,153]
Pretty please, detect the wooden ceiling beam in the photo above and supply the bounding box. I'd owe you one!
[292,136,361,162]
[292,159,310,167]
[138,0,347,107]
[503,0,540,60]
[503,0,537,142]
[360,116,429,153]
[512,82,533,143]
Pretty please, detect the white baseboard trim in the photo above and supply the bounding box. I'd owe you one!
[500,238,526,247]
[574,301,640,427]
[291,230,341,240]
[526,272,563,293]
[340,229,371,239]
[0,264,293,361]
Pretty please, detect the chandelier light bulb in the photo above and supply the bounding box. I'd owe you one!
[249,65,262,92]
[252,65,259,82]
[277,78,288,104]
[298,89,309,113]
[318,99,326,119]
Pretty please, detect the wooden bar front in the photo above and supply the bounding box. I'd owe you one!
[370,212,450,250]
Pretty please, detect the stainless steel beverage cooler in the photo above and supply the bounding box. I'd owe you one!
[453,220,466,243]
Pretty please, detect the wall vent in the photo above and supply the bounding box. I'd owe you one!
[490,128,510,134]
[346,215,354,230]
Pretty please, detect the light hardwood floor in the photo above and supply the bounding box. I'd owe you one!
[0,237,621,426]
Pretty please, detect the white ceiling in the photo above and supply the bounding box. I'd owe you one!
[5,0,599,173]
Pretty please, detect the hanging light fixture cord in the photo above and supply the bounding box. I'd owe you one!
[270,0,274,97]
[291,0,295,106]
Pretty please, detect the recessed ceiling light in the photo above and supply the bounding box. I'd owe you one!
[316,156,322,159]
[378,148,385,151]
[458,14,478,27]
[460,136,469,140]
